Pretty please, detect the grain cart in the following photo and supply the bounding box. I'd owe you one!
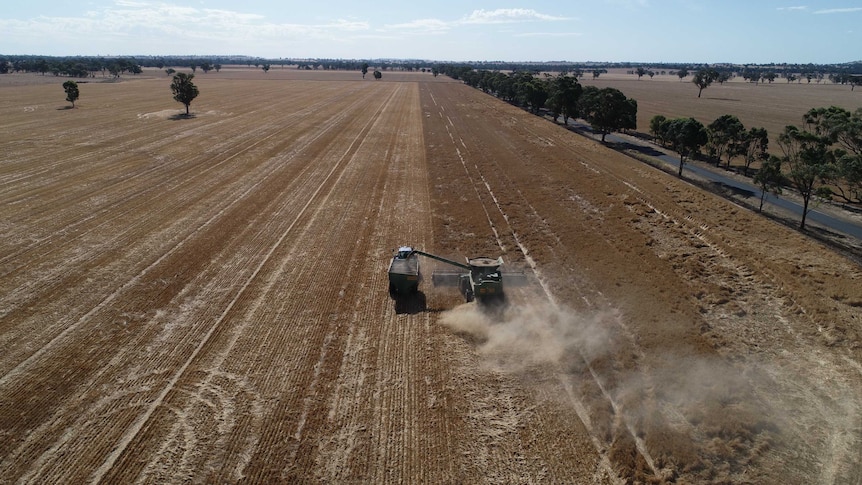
[388,247,525,304]
[388,246,421,296]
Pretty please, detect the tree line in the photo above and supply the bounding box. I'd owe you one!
[5,55,861,84]
[651,107,862,229]
[437,65,861,231]
[0,56,143,78]
[438,66,637,143]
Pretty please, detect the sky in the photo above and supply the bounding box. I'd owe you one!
[1,1,860,64]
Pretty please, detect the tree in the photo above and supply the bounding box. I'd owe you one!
[62,80,79,108]
[753,156,784,212]
[664,117,708,176]
[833,152,862,203]
[804,106,862,203]
[677,68,689,81]
[692,68,719,97]
[373,70,382,80]
[707,114,746,169]
[742,127,769,176]
[743,69,761,84]
[165,68,176,76]
[777,125,836,229]
[635,67,646,80]
[512,72,548,114]
[546,73,582,124]
[361,62,369,78]
[649,114,667,145]
[262,63,271,73]
[171,72,199,115]
[578,86,637,142]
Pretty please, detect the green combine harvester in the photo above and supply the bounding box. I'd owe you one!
[388,246,524,304]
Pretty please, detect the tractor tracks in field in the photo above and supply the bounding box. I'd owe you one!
[0,84,369,279]
[92,84,406,483]
[0,84,379,363]
[0,83,403,482]
[520,113,862,482]
[427,84,636,483]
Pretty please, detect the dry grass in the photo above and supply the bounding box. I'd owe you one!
[585,69,861,152]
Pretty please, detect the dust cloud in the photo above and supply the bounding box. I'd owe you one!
[438,301,807,481]
[438,301,615,373]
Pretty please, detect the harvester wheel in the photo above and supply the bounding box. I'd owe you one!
[459,277,474,302]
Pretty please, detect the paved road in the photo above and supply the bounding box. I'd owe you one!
[564,119,862,241]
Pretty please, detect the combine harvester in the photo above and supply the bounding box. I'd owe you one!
[388,246,525,305]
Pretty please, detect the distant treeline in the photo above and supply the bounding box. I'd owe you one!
[2,55,861,81]
[435,62,862,87]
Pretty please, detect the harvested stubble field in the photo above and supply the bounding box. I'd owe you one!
[586,69,862,158]
[1,68,861,484]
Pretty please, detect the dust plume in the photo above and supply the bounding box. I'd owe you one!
[438,301,615,373]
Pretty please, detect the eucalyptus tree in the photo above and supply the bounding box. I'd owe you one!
[663,117,708,177]
[777,124,836,229]
[578,86,637,142]
[546,73,582,124]
[742,127,769,176]
[753,156,784,212]
[63,80,79,108]
[707,114,746,169]
[649,115,668,145]
[171,72,199,115]
[803,106,862,203]
[692,68,719,98]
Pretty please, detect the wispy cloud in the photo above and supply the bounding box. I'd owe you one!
[382,8,569,35]
[460,9,569,24]
[814,7,862,14]
[777,6,808,11]
[2,1,371,42]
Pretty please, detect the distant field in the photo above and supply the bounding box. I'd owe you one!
[584,69,861,152]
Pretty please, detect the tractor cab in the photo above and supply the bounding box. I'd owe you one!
[395,246,414,260]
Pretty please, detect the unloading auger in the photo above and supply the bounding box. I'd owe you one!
[387,246,525,304]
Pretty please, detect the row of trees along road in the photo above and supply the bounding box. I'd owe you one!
[442,67,637,142]
[651,108,862,229]
[650,114,770,178]
[436,65,861,232]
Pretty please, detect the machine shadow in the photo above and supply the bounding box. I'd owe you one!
[392,290,427,315]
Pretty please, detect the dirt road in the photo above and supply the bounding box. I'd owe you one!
[1,71,860,483]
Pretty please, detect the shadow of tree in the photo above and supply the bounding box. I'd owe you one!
[169,113,196,121]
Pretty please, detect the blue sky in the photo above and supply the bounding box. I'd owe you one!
[1,1,860,63]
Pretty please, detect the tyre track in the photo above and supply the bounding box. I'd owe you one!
[0,83,369,275]
[0,84,380,373]
[0,82,395,482]
[95,83,404,483]
[428,84,633,482]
